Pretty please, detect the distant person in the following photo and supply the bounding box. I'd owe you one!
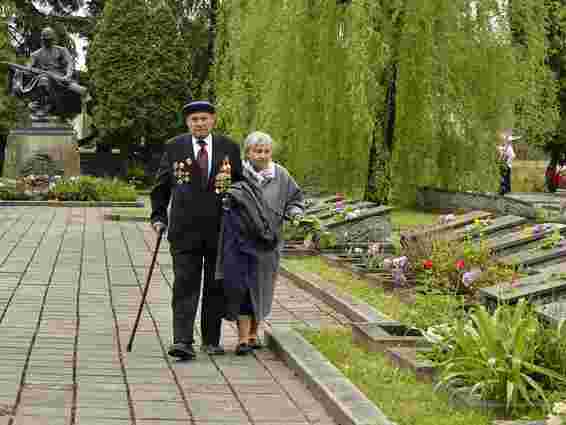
[150,100,243,360]
[498,128,519,195]
[217,131,304,355]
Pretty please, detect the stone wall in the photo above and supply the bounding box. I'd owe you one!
[416,187,537,218]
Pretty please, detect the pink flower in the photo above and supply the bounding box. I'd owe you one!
[423,260,433,269]
[455,259,465,270]
[462,271,479,287]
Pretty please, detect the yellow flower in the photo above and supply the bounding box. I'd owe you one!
[554,402,566,415]
[547,415,563,425]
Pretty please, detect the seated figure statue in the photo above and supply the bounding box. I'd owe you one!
[6,27,86,121]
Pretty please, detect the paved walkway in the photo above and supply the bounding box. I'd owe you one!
[0,207,346,425]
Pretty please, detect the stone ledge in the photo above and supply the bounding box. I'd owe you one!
[266,326,396,425]
[0,201,144,208]
[103,214,148,222]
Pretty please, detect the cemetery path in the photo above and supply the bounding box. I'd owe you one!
[0,207,343,425]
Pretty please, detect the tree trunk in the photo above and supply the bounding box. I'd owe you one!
[207,0,218,100]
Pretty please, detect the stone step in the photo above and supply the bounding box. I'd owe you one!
[400,210,492,246]
[479,262,566,308]
[498,244,566,269]
[480,223,566,254]
[452,215,527,241]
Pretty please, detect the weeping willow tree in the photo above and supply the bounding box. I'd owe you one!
[214,0,557,204]
[214,0,380,195]
[390,0,557,205]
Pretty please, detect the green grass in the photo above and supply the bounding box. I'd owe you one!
[390,208,442,231]
[300,327,493,425]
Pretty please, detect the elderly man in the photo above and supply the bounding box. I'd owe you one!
[150,100,243,360]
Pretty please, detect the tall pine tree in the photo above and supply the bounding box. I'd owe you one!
[88,0,191,151]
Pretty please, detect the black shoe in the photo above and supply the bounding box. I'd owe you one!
[248,337,264,350]
[200,344,226,355]
[168,342,196,360]
[235,342,253,356]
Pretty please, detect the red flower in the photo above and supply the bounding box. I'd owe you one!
[423,260,433,269]
[455,259,465,270]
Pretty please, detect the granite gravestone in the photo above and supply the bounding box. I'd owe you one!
[2,27,86,179]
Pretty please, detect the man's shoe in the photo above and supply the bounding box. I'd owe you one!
[168,342,196,360]
[235,342,253,356]
[200,344,226,355]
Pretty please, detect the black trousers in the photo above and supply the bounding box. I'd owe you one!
[170,247,224,346]
[500,165,511,195]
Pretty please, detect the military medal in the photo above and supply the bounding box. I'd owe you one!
[173,159,192,185]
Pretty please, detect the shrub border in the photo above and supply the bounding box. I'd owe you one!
[0,201,144,208]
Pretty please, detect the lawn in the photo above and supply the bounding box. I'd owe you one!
[390,208,442,231]
[300,327,494,425]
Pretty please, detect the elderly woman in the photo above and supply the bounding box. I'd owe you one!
[217,131,304,355]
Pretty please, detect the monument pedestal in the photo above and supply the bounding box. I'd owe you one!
[3,121,80,178]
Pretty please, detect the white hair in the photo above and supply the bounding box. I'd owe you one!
[243,131,273,151]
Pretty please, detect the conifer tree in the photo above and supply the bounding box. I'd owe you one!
[88,0,190,149]
[0,1,19,136]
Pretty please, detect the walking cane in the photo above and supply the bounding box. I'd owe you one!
[127,228,164,352]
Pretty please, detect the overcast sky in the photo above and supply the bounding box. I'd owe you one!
[34,0,89,70]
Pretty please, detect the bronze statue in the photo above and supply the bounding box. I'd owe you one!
[3,27,87,122]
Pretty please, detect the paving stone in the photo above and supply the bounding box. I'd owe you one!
[238,393,308,422]
[0,207,340,425]
[184,393,248,422]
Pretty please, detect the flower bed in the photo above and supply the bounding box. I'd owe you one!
[0,175,138,202]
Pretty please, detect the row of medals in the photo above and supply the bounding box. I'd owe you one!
[173,157,232,193]
[174,159,192,184]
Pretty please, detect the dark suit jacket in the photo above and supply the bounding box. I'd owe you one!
[150,132,243,251]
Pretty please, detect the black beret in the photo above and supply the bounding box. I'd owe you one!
[182,100,215,116]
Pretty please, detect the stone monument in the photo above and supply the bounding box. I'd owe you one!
[1,27,87,180]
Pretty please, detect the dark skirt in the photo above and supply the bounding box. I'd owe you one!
[221,208,260,321]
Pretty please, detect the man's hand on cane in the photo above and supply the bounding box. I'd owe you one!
[152,221,167,235]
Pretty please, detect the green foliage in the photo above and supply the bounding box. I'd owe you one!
[215,0,556,204]
[282,216,337,250]
[390,0,553,205]
[48,176,137,201]
[214,0,379,193]
[0,2,20,134]
[436,301,566,412]
[540,227,563,250]
[88,0,190,146]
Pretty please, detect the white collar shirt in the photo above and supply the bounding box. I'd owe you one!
[192,134,213,178]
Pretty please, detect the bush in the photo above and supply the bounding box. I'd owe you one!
[49,176,137,202]
[401,224,515,296]
[435,301,566,413]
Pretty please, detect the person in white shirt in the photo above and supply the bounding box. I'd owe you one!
[497,129,518,195]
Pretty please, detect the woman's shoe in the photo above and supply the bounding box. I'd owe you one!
[235,342,252,356]
[248,337,263,349]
